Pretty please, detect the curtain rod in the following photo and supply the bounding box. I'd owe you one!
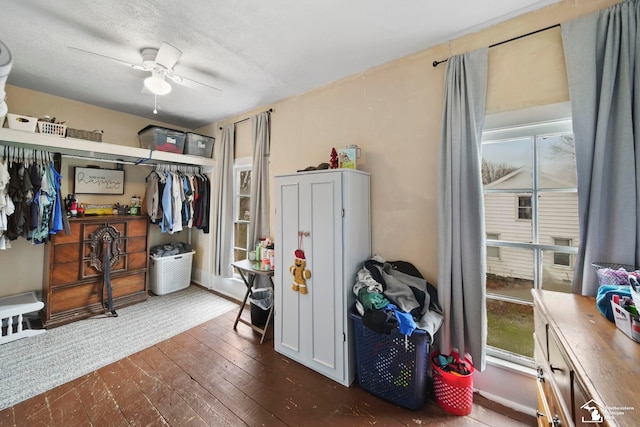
[432,23,561,67]
[219,108,273,130]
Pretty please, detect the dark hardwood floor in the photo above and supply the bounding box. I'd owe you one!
[0,298,535,426]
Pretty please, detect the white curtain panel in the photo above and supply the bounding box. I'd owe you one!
[248,111,271,250]
[437,48,488,371]
[213,125,235,277]
[562,0,640,295]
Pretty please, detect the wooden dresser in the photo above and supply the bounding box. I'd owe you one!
[41,215,150,328]
[533,289,639,427]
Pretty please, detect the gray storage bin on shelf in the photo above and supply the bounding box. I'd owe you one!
[138,125,186,154]
[184,132,214,158]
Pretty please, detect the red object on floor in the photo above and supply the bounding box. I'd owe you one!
[431,350,474,416]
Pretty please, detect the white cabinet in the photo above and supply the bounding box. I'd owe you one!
[274,169,371,386]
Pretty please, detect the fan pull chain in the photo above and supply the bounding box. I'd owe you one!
[153,94,158,114]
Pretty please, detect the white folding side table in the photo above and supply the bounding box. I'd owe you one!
[231,259,275,344]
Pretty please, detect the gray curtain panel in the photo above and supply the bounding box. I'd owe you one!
[213,124,235,277]
[248,111,271,251]
[562,0,640,296]
[437,48,488,371]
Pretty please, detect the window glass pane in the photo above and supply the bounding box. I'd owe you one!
[538,134,577,189]
[541,249,574,293]
[538,193,579,247]
[486,247,534,302]
[482,138,532,190]
[238,196,251,221]
[484,193,532,243]
[487,299,534,358]
[239,170,251,196]
[234,223,247,248]
[233,249,247,264]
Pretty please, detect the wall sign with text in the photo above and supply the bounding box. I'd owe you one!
[74,167,125,195]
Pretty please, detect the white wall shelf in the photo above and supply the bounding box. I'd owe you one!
[0,128,215,170]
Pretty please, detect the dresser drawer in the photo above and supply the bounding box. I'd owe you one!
[50,272,146,314]
[53,242,82,263]
[547,328,572,408]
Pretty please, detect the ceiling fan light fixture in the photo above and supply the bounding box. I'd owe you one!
[144,71,171,95]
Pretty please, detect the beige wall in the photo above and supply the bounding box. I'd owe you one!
[218,0,621,285]
[0,0,621,298]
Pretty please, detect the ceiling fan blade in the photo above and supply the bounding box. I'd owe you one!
[171,74,222,93]
[68,46,136,68]
[155,43,182,70]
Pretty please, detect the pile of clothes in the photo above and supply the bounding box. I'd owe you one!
[150,241,193,258]
[353,255,443,343]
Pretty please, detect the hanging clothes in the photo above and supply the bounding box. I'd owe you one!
[0,146,59,248]
[0,159,14,250]
[143,165,208,234]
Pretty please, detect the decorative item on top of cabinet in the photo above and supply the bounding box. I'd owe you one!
[533,289,639,427]
[274,169,371,387]
[40,215,150,328]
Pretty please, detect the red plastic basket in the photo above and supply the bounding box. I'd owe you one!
[431,351,474,416]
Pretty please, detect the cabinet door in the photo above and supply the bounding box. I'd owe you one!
[304,172,344,381]
[274,172,345,382]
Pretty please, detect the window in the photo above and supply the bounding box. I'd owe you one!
[482,113,579,364]
[517,196,532,220]
[486,233,500,258]
[233,161,251,263]
[553,238,572,266]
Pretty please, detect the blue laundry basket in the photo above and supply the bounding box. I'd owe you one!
[349,307,429,410]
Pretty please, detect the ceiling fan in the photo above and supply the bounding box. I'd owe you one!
[69,42,221,111]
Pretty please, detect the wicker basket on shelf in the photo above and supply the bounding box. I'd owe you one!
[67,128,102,142]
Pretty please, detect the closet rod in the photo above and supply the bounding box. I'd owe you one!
[61,154,154,166]
[219,108,273,130]
[432,23,560,67]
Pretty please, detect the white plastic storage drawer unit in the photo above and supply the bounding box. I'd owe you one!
[149,251,195,295]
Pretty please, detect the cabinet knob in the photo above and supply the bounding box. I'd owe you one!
[536,410,545,418]
[552,415,562,426]
[537,366,545,381]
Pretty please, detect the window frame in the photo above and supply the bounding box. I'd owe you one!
[232,157,252,266]
[482,117,579,366]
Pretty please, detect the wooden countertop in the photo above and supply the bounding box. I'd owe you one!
[533,290,639,426]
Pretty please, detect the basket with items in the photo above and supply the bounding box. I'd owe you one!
[592,262,640,342]
[37,116,67,137]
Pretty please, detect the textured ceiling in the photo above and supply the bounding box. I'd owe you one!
[1,0,560,130]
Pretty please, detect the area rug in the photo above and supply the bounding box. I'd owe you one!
[0,286,237,410]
